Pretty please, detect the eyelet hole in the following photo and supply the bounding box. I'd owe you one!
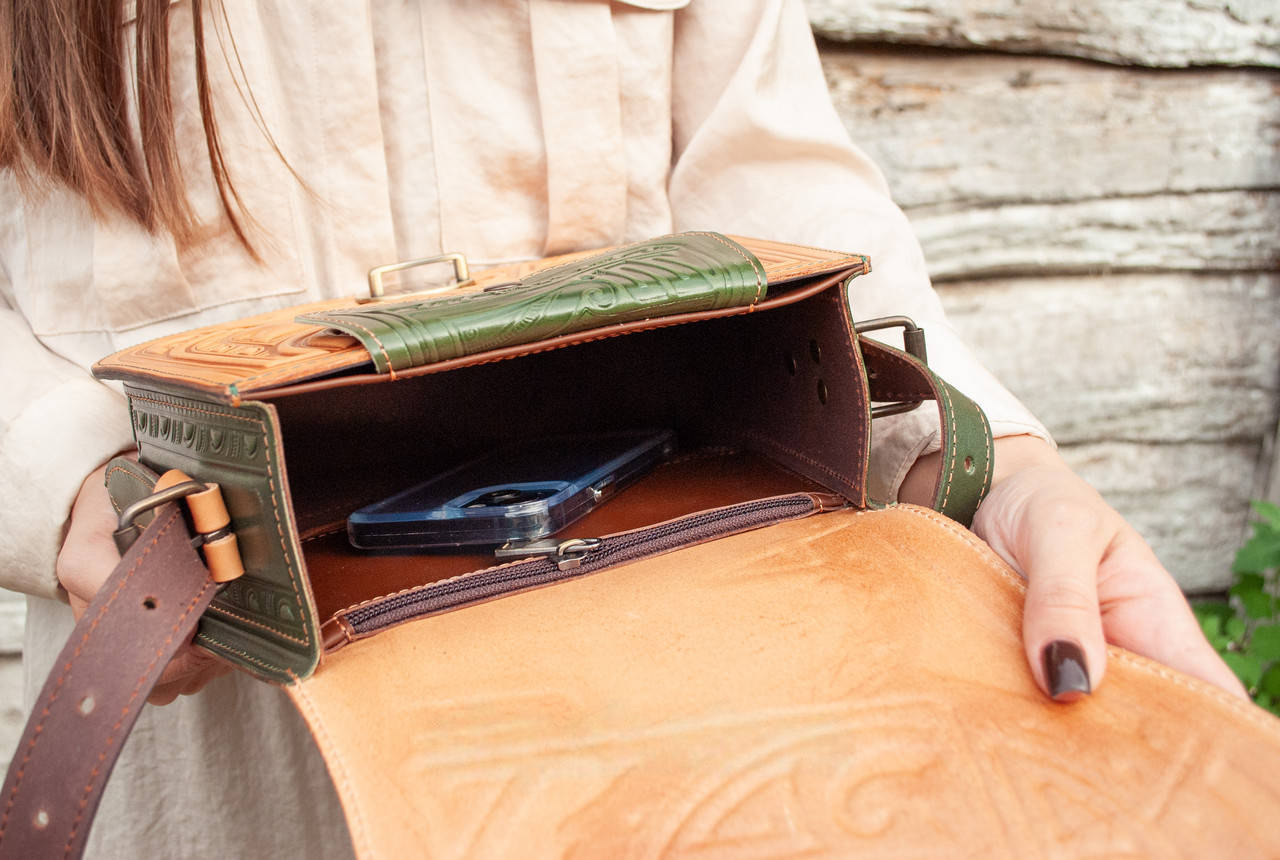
[809,339,821,364]
[817,379,829,405]
[34,809,49,830]
[142,596,157,610]
[963,456,975,475]
[78,695,96,716]
[785,352,797,376]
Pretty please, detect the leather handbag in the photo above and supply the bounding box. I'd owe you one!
[2,233,1278,858]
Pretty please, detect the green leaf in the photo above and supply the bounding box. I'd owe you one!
[1252,500,1280,529]
[1234,523,1280,574]
[1223,652,1266,689]
[1250,625,1280,661]
[1226,617,1248,642]
[1259,663,1280,699]
[1257,692,1273,709]
[1230,573,1275,619]
[1198,613,1222,640]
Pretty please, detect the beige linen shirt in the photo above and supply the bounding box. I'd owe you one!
[2,1,1046,855]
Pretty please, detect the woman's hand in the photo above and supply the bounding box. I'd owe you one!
[55,460,230,705]
[902,435,1248,702]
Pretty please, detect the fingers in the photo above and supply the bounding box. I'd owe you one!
[147,644,232,706]
[976,455,1251,705]
[1096,531,1249,701]
[56,464,124,621]
[1015,498,1111,701]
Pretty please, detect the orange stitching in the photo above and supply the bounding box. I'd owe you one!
[307,316,398,381]
[124,395,310,649]
[63,577,214,856]
[104,464,154,515]
[205,604,308,646]
[287,675,375,858]
[696,232,766,308]
[0,509,183,840]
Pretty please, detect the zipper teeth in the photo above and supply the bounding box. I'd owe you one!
[343,495,816,635]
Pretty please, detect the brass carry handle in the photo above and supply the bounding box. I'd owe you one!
[362,252,473,303]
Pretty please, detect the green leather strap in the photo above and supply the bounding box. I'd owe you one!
[859,338,994,527]
[299,232,767,374]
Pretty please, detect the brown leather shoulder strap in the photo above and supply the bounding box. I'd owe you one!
[0,505,216,860]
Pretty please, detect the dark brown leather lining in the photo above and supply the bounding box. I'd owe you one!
[304,450,828,626]
[272,284,871,545]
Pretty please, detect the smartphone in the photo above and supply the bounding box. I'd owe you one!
[347,429,675,550]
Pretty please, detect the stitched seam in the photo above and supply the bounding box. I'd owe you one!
[105,464,153,515]
[884,506,1280,737]
[309,317,398,380]
[126,395,310,648]
[938,381,959,514]
[695,231,765,308]
[128,394,263,426]
[205,605,308,645]
[332,555,543,618]
[893,505,1028,591]
[288,675,375,859]
[196,635,288,677]
[738,429,860,492]
[836,294,870,506]
[1107,650,1280,736]
[63,577,214,856]
[0,510,183,841]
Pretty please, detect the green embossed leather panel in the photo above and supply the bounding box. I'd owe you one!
[125,387,319,682]
[297,232,766,374]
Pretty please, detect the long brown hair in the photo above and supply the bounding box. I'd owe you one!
[0,0,254,254]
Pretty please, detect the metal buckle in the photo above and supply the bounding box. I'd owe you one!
[854,315,928,419]
[362,252,473,303]
[113,480,207,555]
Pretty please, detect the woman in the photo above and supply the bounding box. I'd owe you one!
[0,0,1245,856]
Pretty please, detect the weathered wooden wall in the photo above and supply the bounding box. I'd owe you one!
[814,0,1280,591]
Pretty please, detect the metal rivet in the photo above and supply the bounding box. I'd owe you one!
[79,695,95,716]
[809,339,821,364]
[817,379,829,404]
[34,809,49,830]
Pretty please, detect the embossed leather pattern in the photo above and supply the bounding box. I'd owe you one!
[291,505,1280,858]
[297,232,767,374]
[93,234,870,400]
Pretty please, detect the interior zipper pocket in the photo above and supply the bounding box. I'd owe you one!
[322,492,842,650]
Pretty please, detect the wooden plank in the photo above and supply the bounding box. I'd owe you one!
[1059,441,1257,592]
[0,655,26,774]
[910,191,1280,280]
[809,0,1280,68]
[0,591,23,656]
[821,51,1280,209]
[936,272,1280,445]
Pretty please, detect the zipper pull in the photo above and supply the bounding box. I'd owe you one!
[494,536,603,570]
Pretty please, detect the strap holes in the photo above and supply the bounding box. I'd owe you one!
[817,379,829,405]
[784,352,797,376]
[963,456,975,475]
[78,695,96,716]
[142,596,158,610]
[809,339,821,364]
[34,809,49,830]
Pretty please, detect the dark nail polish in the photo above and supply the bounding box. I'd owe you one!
[1043,640,1091,701]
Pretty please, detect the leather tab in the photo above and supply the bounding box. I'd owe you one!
[0,505,219,860]
[297,232,767,374]
[859,338,993,526]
